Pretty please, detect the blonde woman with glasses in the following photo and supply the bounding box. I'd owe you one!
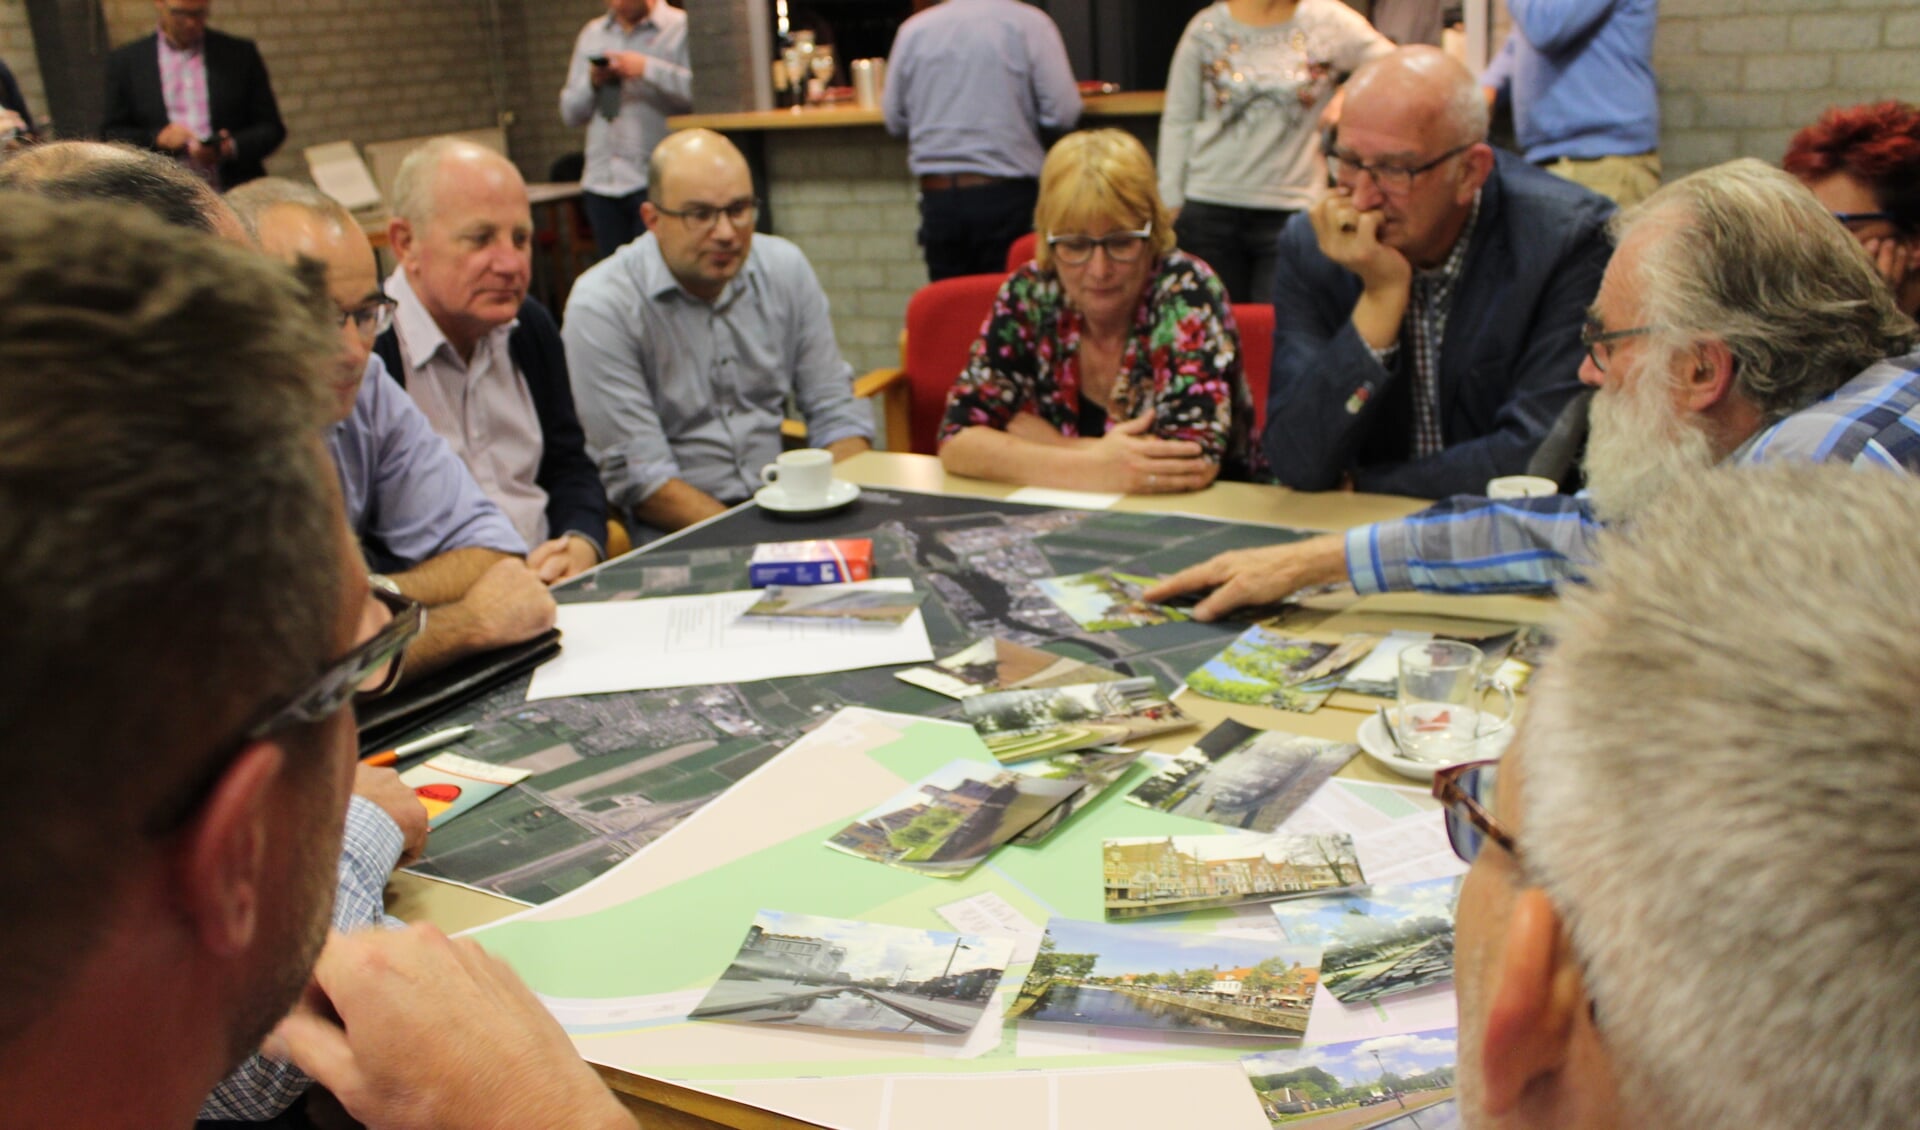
[938,130,1257,493]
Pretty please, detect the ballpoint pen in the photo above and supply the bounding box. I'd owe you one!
[360,724,476,767]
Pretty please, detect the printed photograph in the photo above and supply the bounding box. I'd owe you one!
[1006,748,1144,846]
[1271,878,1459,1003]
[1241,1028,1459,1127]
[1009,916,1323,1039]
[896,637,1127,699]
[689,910,1014,1037]
[963,677,1194,762]
[1034,571,1192,632]
[1187,627,1380,713]
[741,582,928,625]
[1103,832,1366,919]
[1125,719,1357,832]
[826,759,1084,877]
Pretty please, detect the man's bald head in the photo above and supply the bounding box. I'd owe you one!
[0,140,252,245]
[389,137,526,228]
[646,129,750,207]
[1343,46,1489,151]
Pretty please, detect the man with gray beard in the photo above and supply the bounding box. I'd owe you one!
[1149,157,1920,615]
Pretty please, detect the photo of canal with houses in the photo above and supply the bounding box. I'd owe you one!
[1011,917,1323,1039]
[690,910,1014,1037]
[1103,832,1366,918]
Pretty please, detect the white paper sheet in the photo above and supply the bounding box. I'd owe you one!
[1005,486,1123,510]
[526,580,935,700]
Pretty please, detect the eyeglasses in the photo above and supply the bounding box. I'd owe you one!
[1432,759,1517,865]
[1047,222,1153,266]
[653,196,760,233]
[1832,210,1896,232]
[142,585,424,837]
[1580,317,1657,373]
[1326,141,1475,195]
[336,296,397,344]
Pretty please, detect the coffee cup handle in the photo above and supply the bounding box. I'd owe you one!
[760,464,780,486]
[1477,676,1516,735]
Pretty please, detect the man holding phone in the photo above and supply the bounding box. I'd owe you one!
[560,0,693,258]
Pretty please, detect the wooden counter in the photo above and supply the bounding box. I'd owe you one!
[669,90,1163,133]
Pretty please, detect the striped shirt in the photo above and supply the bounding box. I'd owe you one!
[1345,349,1920,595]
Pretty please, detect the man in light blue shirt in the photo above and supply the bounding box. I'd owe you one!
[1481,0,1659,206]
[1148,159,1920,614]
[883,0,1081,280]
[559,0,692,257]
[565,129,873,538]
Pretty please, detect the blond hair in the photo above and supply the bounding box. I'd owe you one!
[1033,130,1175,271]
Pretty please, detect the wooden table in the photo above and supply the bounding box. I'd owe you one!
[390,452,1553,1128]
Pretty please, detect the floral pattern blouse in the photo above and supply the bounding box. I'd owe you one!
[938,251,1259,480]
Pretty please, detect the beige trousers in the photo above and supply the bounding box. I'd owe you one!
[1539,152,1663,208]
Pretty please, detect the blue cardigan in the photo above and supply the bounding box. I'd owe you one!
[374,296,609,552]
[1261,151,1615,498]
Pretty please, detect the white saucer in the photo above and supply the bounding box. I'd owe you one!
[1357,707,1514,781]
[755,478,860,516]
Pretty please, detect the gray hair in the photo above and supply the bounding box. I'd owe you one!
[227,175,359,233]
[0,139,228,235]
[1524,463,1920,1130]
[1619,158,1919,417]
[0,196,341,1041]
[389,136,513,227]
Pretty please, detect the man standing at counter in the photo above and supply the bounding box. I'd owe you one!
[883,0,1082,281]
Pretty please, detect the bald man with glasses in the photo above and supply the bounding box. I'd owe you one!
[1262,46,1613,500]
[564,129,872,539]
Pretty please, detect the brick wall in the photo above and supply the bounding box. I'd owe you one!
[1655,0,1920,175]
[0,0,46,129]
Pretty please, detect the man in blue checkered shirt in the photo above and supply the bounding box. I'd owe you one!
[1152,158,1920,618]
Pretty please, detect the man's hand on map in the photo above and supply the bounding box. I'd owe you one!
[1144,534,1349,621]
[352,764,430,865]
[1084,415,1218,495]
[267,926,636,1130]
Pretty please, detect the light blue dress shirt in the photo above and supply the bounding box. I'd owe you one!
[563,232,874,517]
[558,6,693,198]
[327,354,528,573]
[882,0,1082,178]
[1481,0,1658,163]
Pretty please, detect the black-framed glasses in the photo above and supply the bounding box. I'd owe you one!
[142,585,424,837]
[1326,141,1475,194]
[1580,317,1657,373]
[1047,222,1153,266]
[336,296,398,344]
[653,196,760,233]
[1432,759,1516,865]
[1832,210,1896,231]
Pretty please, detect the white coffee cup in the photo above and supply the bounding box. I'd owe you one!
[761,448,835,506]
[1486,474,1560,499]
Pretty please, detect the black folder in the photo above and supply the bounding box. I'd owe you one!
[354,628,561,756]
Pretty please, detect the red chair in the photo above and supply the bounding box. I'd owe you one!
[856,272,1006,454]
[1232,302,1274,433]
[1004,231,1039,272]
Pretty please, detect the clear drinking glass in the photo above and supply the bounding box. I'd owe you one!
[1396,641,1515,764]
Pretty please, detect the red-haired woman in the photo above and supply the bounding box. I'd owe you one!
[1785,101,1920,319]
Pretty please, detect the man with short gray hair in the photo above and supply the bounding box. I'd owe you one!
[1265,45,1613,499]
[1444,462,1920,1130]
[1153,157,1920,617]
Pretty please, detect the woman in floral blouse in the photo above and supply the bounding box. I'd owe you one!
[937,129,1257,495]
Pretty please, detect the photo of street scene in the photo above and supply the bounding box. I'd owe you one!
[1035,571,1192,632]
[1006,748,1143,845]
[1241,1028,1459,1128]
[826,759,1083,877]
[1271,878,1459,1002]
[1126,719,1358,831]
[1010,916,1323,1039]
[741,582,928,625]
[1188,627,1380,713]
[689,910,1014,1036]
[1103,832,1366,919]
[963,677,1194,762]
[895,637,1126,699]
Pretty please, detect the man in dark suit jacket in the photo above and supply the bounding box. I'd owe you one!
[378,137,610,584]
[1262,46,1614,499]
[100,0,284,187]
